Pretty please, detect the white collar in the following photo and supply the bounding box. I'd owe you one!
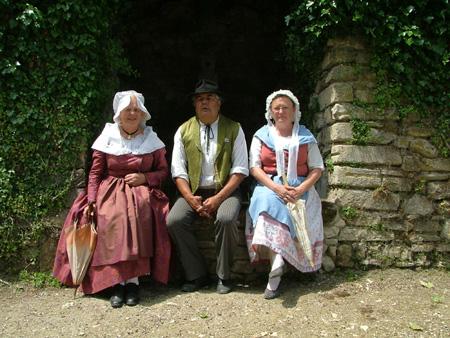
[91,123,165,155]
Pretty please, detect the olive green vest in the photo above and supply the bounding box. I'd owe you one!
[180,115,240,193]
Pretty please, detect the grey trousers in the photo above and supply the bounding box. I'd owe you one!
[167,189,241,281]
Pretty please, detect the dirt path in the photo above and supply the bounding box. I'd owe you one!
[1,268,449,337]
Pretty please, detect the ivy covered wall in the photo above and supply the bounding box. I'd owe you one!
[0,0,129,271]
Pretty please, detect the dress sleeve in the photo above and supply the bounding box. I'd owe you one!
[249,136,262,169]
[307,143,325,170]
[87,150,107,202]
[144,148,169,188]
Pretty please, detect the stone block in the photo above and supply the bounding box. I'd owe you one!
[317,128,331,146]
[369,129,397,145]
[421,158,450,172]
[412,217,443,233]
[324,225,339,239]
[427,181,450,200]
[409,139,439,158]
[409,233,441,242]
[402,155,420,172]
[336,244,353,267]
[322,255,336,272]
[326,37,366,50]
[339,227,394,241]
[325,65,359,84]
[354,88,374,104]
[325,238,338,246]
[436,243,450,252]
[329,122,353,143]
[331,145,402,166]
[327,245,337,259]
[353,242,367,260]
[418,173,449,181]
[328,188,401,211]
[321,200,338,224]
[441,219,450,240]
[406,126,433,137]
[313,110,327,130]
[436,200,450,216]
[321,48,358,70]
[318,83,353,110]
[411,243,435,252]
[382,177,412,192]
[231,260,255,275]
[234,246,251,260]
[394,136,410,149]
[329,166,382,188]
[395,261,416,268]
[403,194,434,216]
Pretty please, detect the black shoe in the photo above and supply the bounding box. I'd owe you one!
[110,284,125,308]
[181,276,210,292]
[216,278,233,294]
[263,287,281,300]
[125,283,139,306]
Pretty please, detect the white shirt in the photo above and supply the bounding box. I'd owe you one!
[171,117,249,188]
[249,136,324,171]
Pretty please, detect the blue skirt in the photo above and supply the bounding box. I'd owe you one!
[248,175,308,238]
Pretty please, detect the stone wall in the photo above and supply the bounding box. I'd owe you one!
[313,37,450,271]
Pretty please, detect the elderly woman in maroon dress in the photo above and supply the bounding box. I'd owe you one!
[53,90,171,308]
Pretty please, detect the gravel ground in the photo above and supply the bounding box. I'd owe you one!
[1,268,449,337]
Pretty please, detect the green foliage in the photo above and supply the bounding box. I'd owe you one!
[414,178,427,194]
[350,118,371,145]
[286,0,449,156]
[325,156,334,173]
[431,294,444,304]
[0,0,130,271]
[368,223,385,232]
[340,206,358,220]
[19,270,61,288]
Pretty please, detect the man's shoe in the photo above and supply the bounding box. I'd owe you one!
[181,276,210,292]
[216,279,233,294]
[263,287,281,300]
[125,283,139,306]
[110,284,125,308]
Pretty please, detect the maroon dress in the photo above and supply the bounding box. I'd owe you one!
[53,148,171,294]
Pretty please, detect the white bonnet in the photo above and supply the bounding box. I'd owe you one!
[112,90,151,125]
[265,89,301,125]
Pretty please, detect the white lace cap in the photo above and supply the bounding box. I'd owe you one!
[112,90,151,126]
[265,89,301,125]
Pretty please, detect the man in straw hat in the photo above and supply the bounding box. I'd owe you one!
[168,79,248,294]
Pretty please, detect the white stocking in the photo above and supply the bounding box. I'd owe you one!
[267,251,284,291]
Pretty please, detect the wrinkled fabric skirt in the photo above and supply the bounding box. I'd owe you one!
[246,185,323,272]
[53,178,171,294]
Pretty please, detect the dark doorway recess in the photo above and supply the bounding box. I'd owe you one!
[118,0,297,151]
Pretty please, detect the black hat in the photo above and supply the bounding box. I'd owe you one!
[191,79,222,98]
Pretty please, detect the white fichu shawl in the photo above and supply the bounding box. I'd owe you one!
[91,90,165,156]
[265,89,302,183]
